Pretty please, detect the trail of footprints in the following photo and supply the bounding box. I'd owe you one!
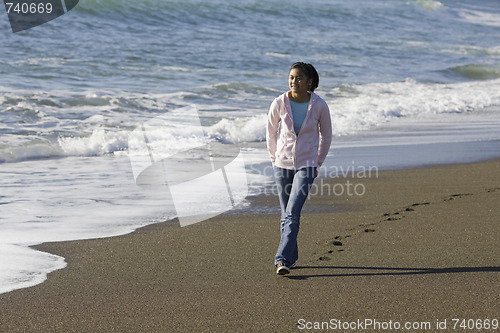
[313,188,499,262]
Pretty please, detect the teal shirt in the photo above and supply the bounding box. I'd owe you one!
[289,100,309,135]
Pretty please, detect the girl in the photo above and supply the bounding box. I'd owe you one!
[266,62,332,275]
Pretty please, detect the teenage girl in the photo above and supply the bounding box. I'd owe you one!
[266,62,332,275]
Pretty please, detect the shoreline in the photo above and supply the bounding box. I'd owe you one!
[1,135,499,296]
[0,158,499,331]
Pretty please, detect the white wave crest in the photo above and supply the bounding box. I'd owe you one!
[207,115,266,144]
[328,78,500,136]
[415,0,444,11]
[57,129,130,157]
[455,8,500,28]
[2,79,500,163]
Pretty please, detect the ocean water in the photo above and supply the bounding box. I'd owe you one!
[1,0,500,293]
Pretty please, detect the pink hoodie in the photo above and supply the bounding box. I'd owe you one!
[266,91,332,170]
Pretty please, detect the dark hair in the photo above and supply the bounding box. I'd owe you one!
[289,62,319,91]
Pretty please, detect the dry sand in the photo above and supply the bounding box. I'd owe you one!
[0,159,499,332]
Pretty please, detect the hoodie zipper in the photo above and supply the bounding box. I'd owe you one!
[292,95,314,169]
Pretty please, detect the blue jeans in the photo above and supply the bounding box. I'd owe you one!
[274,166,316,267]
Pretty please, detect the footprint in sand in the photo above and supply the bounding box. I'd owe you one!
[444,193,472,201]
[411,202,430,207]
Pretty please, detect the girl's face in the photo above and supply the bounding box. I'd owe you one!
[289,68,312,95]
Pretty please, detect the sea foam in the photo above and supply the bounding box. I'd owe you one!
[2,78,500,164]
[0,244,66,294]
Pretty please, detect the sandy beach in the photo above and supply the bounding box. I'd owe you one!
[0,159,499,332]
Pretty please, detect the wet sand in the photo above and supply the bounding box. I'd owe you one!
[0,159,499,332]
